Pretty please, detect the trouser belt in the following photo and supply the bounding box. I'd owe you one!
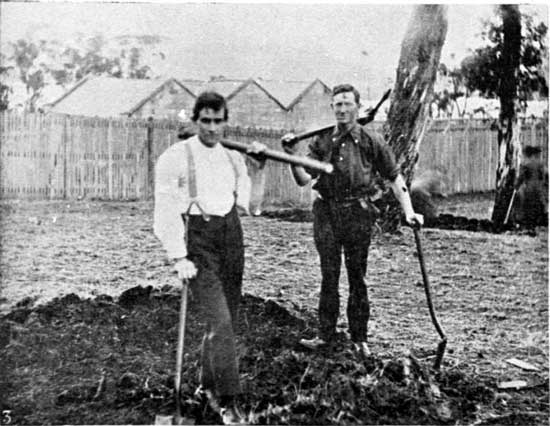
[318,193,369,207]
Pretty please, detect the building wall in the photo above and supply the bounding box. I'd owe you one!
[129,78,334,130]
[133,81,196,120]
[227,83,288,129]
[287,81,333,131]
[225,81,334,131]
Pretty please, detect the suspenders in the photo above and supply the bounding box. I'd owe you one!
[182,141,239,221]
[224,149,239,199]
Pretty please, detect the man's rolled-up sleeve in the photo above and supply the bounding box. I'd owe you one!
[371,132,400,181]
[153,151,189,259]
[304,137,324,178]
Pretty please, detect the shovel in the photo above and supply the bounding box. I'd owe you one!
[412,225,447,370]
[503,188,517,226]
[155,279,192,425]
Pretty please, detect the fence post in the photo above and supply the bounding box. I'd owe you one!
[108,119,113,200]
[146,117,154,200]
[62,115,68,199]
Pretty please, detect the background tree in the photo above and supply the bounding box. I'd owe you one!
[431,58,469,118]
[430,9,547,120]
[456,5,546,226]
[460,9,548,109]
[6,39,45,112]
[0,53,13,111]
[379,5,448,231]
[2,33,164,111]
[490,5,523,226]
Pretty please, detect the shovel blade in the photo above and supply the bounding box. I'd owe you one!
[154,414,195,425]
[154,415,174,425]
[433,339,447,371]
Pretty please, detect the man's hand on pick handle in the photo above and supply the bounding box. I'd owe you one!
[246,141,268,168]
[281,133,298,154]
[246,141,267,155]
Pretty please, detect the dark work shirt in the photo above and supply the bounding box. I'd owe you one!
[516,158,547,188]
[306,123,400,200]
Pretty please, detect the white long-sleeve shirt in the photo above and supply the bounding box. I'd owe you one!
[153,136,251,259]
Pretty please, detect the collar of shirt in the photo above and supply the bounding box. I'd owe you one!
[331,122,361,144]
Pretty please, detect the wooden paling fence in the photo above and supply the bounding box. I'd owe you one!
[0,112,547,205]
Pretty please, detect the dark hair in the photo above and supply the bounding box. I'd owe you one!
[332,84,360,104]
[192,91,228,121]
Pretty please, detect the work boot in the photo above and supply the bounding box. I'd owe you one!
[218,395,246,425]
[299,336,327,350]
[220,405,246,425]
[353,341,371,357]
[195,386,221,413]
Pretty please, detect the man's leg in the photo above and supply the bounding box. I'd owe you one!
[312,199,342,342]
[343,243,370,342]
[221,207,245,330]
[342,204,372,343]
[213,208,246,423]
[194,266,241,397]
[188,216,241,399]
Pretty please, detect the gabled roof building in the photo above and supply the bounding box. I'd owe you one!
[47,75,336,131]
[179,77,334,131]
[48,76,196,119]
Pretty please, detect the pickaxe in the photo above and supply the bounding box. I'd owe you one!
[281,89,391,147]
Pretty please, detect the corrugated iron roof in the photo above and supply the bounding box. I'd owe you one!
[257,79,317,109]
[49,76,332,117]
[180,77,331,110]
[180,79,245,99]
[49,76,190,117]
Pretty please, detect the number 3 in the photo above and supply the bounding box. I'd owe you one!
[2,410,12,425]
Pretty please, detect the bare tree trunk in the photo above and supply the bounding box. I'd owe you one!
[491,5,522,227]
[379,5,448,230]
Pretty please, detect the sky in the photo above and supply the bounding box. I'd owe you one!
[1,1,548,100]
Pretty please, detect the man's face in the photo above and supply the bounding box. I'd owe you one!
[331,91,359,126]
[196,107,226,147]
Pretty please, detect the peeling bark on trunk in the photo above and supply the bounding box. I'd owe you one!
[379,5,448,231]
[491,5,522,227]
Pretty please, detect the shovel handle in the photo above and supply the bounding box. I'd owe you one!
[413,229,448,370]
[504,189,517,225]
[175,279,188,416]
[413,229,446,340]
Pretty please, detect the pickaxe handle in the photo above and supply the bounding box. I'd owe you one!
[176,131,334,174]
[220,139,333,174]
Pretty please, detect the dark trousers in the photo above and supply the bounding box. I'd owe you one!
[517,180,548,227]
[187,206,244,397]
[312,198,373,342]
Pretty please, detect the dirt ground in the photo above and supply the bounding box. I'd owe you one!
[0,194,548,425]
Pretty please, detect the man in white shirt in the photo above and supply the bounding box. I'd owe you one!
[154,91,263,424]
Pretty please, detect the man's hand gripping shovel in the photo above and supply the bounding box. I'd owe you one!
[155,212,199,425]
[409,217,447,371]
[154,274,193,425]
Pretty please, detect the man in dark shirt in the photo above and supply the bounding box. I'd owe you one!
[282,84,423,355]
[514,145,548,230]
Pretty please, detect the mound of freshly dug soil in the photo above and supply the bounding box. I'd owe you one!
[4,285,546,425]
[261,209,545,235]
[262,208,314,223]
